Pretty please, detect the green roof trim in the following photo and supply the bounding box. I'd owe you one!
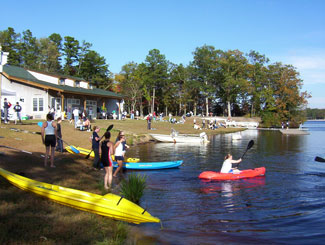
[3,65,123,99]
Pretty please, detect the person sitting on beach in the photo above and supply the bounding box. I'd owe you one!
[194,123,201,130]
[220,154,242,174]
[83,117,91,131]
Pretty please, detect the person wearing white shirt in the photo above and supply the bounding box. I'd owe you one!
[73,108,79,128]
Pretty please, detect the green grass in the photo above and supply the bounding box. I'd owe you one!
[120,173,147,204]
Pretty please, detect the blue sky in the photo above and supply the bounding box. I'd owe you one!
[1,0,324,108]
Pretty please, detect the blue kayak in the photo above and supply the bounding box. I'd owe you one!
[113,160,183,170]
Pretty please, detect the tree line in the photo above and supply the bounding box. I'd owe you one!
[0,27,310,126]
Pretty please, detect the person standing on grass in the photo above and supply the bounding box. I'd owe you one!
[55,117,63,152]
[99,131,114,190]
[113,131,129,177]
[3,98,10,124]
[41,113,57,168]
[73,107,79,128]
[13,102,22,124]
[92,126,101,170]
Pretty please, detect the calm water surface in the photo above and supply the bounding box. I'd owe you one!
[126,121,325,244]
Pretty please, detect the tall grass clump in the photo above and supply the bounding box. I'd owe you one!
[120,173,147,204]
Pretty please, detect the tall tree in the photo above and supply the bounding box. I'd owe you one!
[118,62,144,112]
[79,50,112,89]
[77,40,92,75]
[63,36,79,75]
[217,49,248,118]
[191,45,219,116]
[48,33,63,71]
[37,38,61,72]
[143,49,169,114]
[0,27,21,65]
[246,50,269,117]
[20,29,39,69]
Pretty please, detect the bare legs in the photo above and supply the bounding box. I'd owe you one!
[104,166,113,189]
[44,146,55,168]
[113,160,123,177]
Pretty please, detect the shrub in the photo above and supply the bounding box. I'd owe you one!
[120,173,147,204]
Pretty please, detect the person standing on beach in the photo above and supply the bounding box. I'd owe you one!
[99,131,114,190]
[113,131,129,177]
[92,126,101,170]
[41,113,57,168]
[55,117,63,152]
[13,102,22,124]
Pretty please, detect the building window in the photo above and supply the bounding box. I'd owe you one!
[67,98,80,105]
[59,78,65,85]
[33,98,44,112]
[75,81,80,87]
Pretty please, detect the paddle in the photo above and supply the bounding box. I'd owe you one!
[0,145,32,154]
[85,124,114,159]
[315,156,325,162]
[37,122,80,154]
[235,140,254,168]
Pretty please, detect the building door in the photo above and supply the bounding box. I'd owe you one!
[86,100,97,119]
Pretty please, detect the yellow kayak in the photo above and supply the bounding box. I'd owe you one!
[65,146,140,163]
[0,168,160,224]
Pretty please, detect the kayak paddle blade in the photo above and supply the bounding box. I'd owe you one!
[315,156,325,162]
[70,146,80,154]
[106,124,114,132]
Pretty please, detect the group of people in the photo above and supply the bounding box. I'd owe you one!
[92,126,129,189]
[91,127,129,189]
[40,112,129,190]
[3,98,22,124]
[193,118,226,130]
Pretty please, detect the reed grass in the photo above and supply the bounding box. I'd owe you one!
[120,173,147,204]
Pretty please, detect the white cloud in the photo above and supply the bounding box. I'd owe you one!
[271,50,325,85]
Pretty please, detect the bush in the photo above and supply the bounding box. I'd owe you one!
[120,173,147,204]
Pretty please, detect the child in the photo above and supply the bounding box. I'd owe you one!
[99,131,114,190]
[220,154,242,174]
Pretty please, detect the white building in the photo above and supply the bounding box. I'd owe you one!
[0,49,124,120]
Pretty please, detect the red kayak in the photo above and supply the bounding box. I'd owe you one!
[199,167,266,180]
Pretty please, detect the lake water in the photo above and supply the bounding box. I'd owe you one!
[127,121,325,244]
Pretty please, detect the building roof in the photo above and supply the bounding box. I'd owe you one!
[2,65,123,99]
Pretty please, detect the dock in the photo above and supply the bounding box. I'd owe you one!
[279,129,310,135]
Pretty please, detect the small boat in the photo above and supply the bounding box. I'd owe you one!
[0,168,160,224]
[115,160,183,170]
[65,146,182,170]
[150,132,209,143]
[199,167,266,180]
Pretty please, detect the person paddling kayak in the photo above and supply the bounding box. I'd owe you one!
[220,154,242,174]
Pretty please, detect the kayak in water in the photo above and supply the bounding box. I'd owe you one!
[199,167,266,180]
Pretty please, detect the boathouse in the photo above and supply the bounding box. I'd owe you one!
[0,49,124,120]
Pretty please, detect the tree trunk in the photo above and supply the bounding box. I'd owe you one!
[140,103,143,118]
[227,101,232,118]
[194,101,197,116]
[165,106,168,117]
[151,87,155,114]
[206,97,209,117]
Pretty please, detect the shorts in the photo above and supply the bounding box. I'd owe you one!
[115,156,124,161]
[45,135,56,147]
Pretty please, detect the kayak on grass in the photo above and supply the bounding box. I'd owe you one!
[65,146,183,170]
[0,168,160,224]
[199,167,266,180]
[65,146,140,163]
